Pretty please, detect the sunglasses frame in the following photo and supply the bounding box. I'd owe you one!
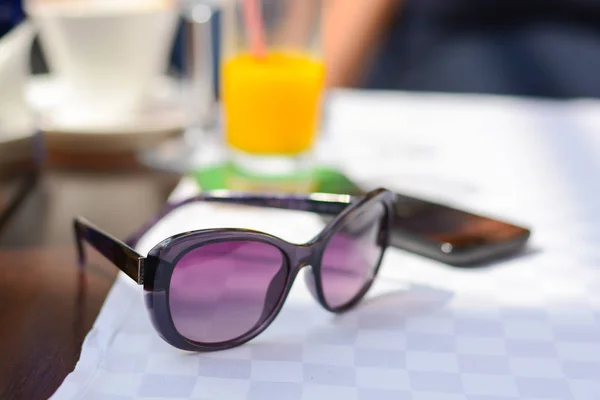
[74,188,395,352]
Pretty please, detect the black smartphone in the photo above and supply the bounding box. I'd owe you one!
[389,193,531,266]
[313,175,531,266]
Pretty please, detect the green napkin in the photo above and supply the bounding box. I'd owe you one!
[192,163,364,195]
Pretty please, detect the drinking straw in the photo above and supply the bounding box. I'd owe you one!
[242,0,267,58]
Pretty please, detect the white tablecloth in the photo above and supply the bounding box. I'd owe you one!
[52,90,600,400]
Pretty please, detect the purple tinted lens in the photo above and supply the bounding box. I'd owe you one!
[169,241,286,344]
[321,202,385,308]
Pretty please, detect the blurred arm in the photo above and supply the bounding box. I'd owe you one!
[324,0,400,88]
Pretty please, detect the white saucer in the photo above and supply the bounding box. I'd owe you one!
[26,75,189,153]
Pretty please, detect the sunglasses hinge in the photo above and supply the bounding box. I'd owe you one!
[137,257,145,286]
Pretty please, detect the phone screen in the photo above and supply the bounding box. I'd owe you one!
[393,194,530,248]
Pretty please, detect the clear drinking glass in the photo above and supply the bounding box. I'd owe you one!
[221,0,325,176]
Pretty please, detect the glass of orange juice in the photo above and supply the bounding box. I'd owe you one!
[221,0,325,176]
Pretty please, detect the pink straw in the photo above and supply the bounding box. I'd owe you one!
[243,0,268,58]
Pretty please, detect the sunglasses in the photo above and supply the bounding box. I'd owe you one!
[74,188,395,351]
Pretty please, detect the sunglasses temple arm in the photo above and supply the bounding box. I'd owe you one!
[125,192,355,248]
[201,192,354,214]
[74,217,145,285]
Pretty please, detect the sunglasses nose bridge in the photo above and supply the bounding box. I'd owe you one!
[291,244,320,273]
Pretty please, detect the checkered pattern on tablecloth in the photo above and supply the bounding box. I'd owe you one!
[53,218,600,400]
[51,93,600,400]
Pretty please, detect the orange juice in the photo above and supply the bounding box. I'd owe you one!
[223,51,325,155]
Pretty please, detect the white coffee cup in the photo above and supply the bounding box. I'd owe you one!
[0,23,36,136]
[26,0,178,125]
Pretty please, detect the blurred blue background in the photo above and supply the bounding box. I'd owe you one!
[365,0,600,98]
[0,0,24,37]
[5,0,600,99]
